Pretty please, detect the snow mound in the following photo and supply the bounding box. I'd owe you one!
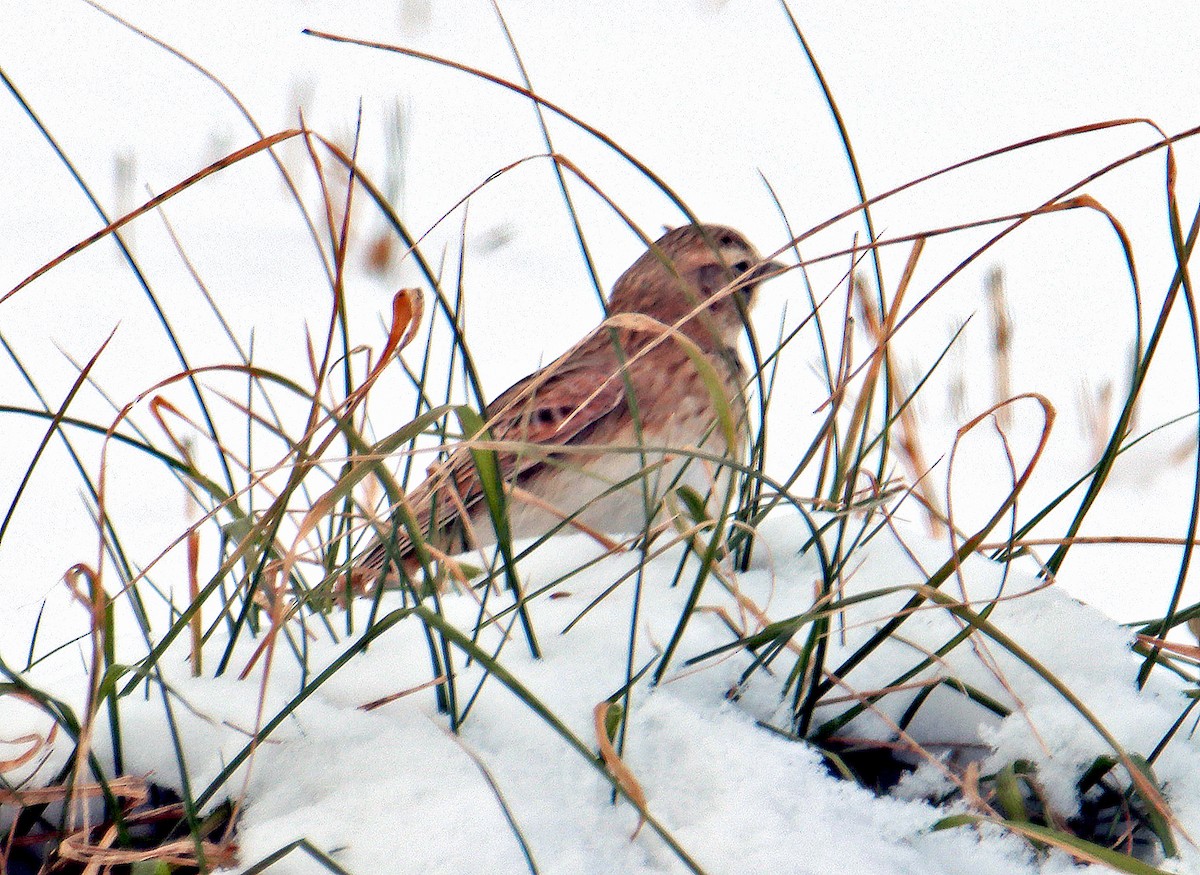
[2,511,1197,874]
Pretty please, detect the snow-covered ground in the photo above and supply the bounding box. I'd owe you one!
[3,2,1200,873]
[7,516,1197,874]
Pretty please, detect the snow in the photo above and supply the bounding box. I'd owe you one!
[5,516,1200,873]
[4,1,1200,873]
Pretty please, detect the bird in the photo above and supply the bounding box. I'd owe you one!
[350,223,785,589]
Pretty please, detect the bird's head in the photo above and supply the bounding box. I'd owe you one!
[608,223,786,346]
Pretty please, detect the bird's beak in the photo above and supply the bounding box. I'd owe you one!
[733,259,788,300]
[752,260,788,283]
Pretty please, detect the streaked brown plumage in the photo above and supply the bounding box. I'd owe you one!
[352,223,784,587]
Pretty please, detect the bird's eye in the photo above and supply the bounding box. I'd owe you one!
[732,260,752,275]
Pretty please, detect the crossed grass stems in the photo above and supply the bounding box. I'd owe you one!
[3,12,1200,875]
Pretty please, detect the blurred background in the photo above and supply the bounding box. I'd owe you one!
[3,0,1199,624]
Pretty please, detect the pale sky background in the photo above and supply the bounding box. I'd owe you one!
[3,1,1200,618]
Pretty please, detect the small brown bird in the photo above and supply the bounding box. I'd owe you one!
[352,223,784,587]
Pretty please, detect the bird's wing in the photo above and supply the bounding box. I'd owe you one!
[432,361,631,515]
[488,361,628,451]
[355,362,628,578]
